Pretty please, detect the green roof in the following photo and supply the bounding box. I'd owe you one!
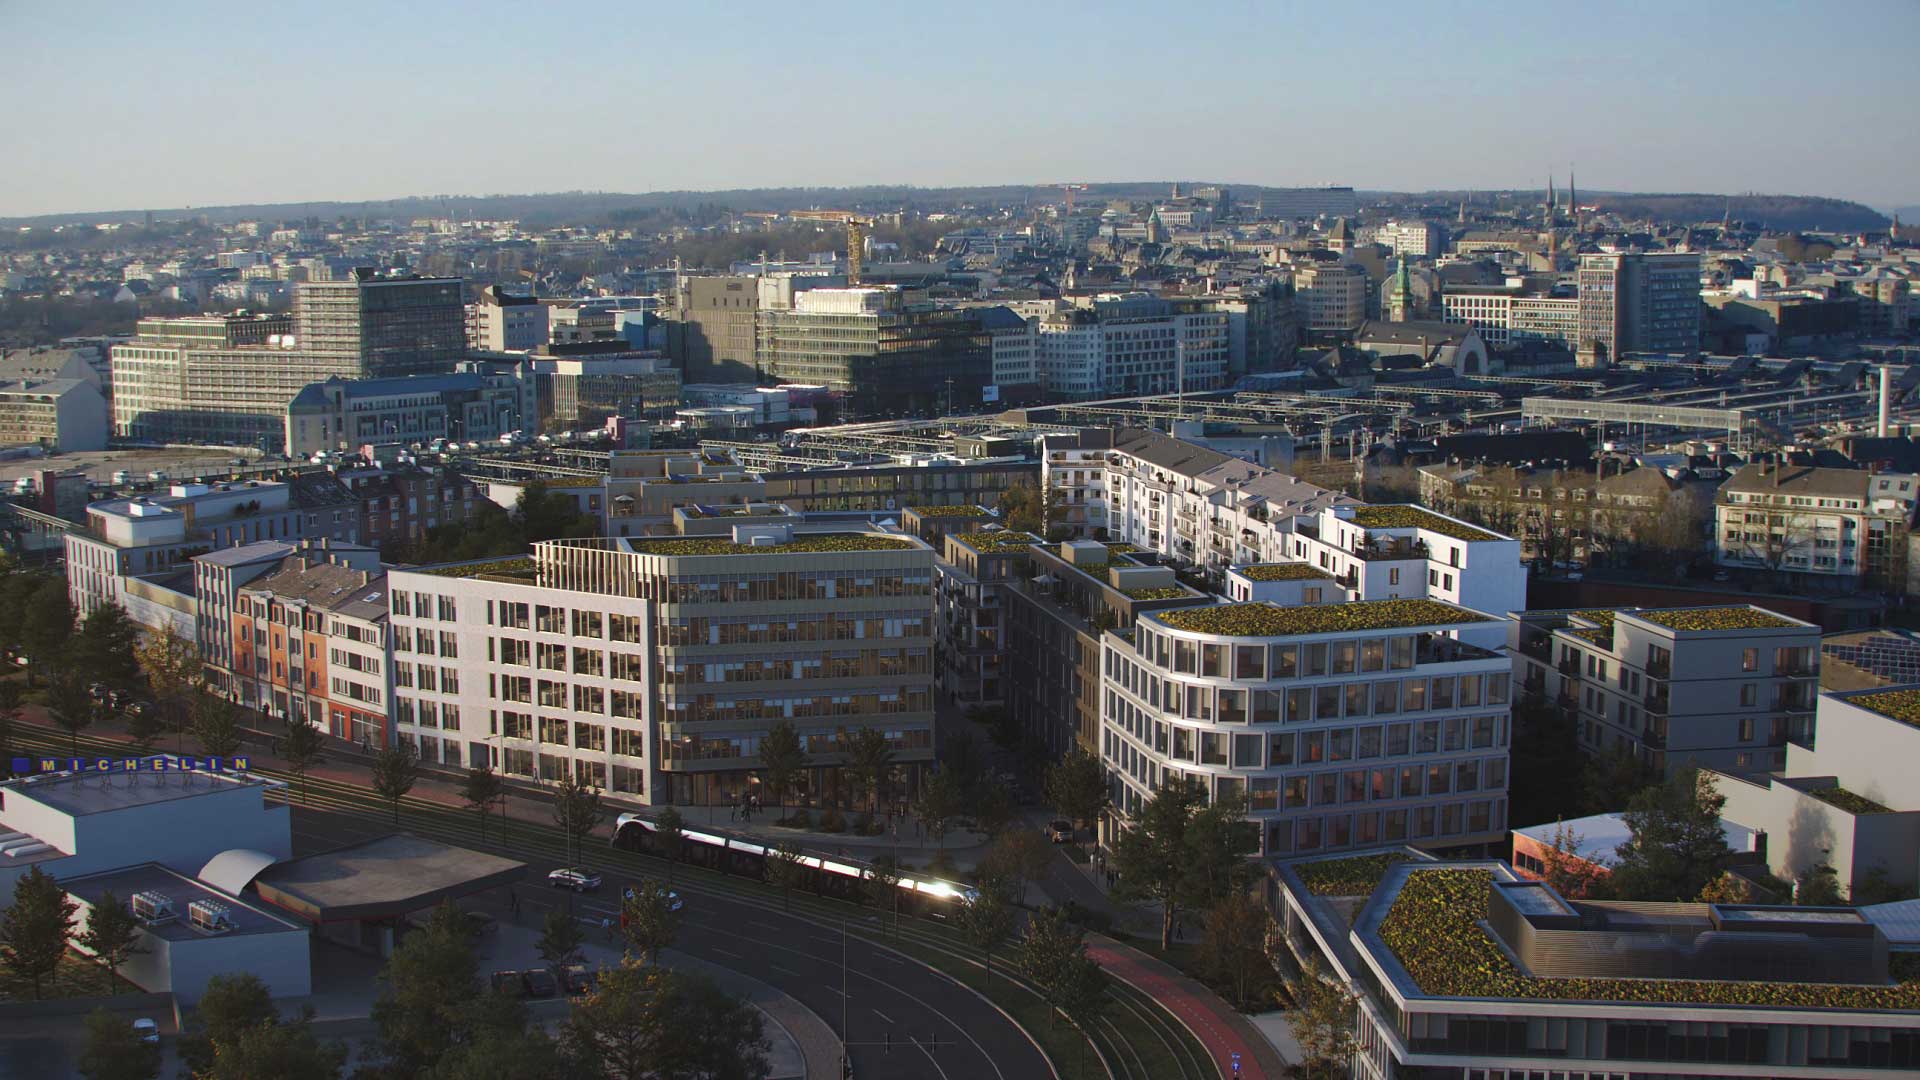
[1294,852,1412,896]
[1634,607,1801,632]
[1348,506,1497,542]
[1124,586,1189,601]
[1381,868,1919,1008]
[908,505,994,518]
[1851,689,1920,730]
[628,535,917,557]
[417,557,537,579]
[954,530,1042,553]
[1236,563,1335,582]
[1809,786,1891,815]
[1155,599,1490,637]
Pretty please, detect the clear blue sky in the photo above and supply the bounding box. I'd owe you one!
[4,0,1916,217]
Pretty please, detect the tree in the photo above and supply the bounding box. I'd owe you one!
[1579,747,1660,818]
[123,700,165,755]
[1110,781,1255,950]
[178,971,278,1075]
[764,842,806,912]
[979,829,1051,905]
[654,806,685,888]
[997,479,1046,535]
[619,879,682,965]
[190,690,244,759]
[204,1014,345,1080]
[47,669,97,755]
[1018,906,1107,1045]
[843,727,893,814]
[76,890,146,995]
[1610,767,1730,902]
[78,1009,160,1080]
[20,577,74,685]
[758,719,806,819]
[913,768,962,849]
[1045,750,1110,838]
[1795,863,1845,906]
[1537,819,1603,899]
[940,730,989,799]
[463,767,505,843]
[368,901,485,1076]
[955,878,1017,987]
[1284,955,1358,1079]
[973,782,1015,839]
[1697,870,1756,905]
[536,907,584,988]
[1198,893,1275,1010]
[134,624,200,753]
[281,716,327,805]
[72,602,142,694]
[0,864,78,999]
[551,770,604,873]
[563,960,770,1080]
[0,680,21,778]
[371,743,423,825]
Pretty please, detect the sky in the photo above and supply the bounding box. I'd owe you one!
[4,0,1917,218]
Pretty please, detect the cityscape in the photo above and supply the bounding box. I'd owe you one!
[3,4,1920,1079]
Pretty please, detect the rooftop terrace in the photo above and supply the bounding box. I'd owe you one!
[1155,598,1492,638]
[953,530,1042,554]
[1347,505,1499,542]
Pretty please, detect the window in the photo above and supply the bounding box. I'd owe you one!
[1740,684,1758,707]
[1741,647,1758,672]
[1738,717,1754,741]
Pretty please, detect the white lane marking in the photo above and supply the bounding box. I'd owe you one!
[770,963,802,977]
[872,1009,894,1025]
[712,947,744,960]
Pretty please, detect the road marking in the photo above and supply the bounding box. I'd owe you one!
[770,963,802,977]
[749,920,783,933]
[711,947,744,960]
[872,1009,894,1025]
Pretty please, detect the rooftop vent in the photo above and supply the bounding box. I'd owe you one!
[187,898,234,935]
[131,891,176,925]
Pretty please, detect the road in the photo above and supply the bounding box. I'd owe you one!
[291,803,1054,1080]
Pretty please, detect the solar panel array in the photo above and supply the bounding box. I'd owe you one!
[1824,633,1920,686]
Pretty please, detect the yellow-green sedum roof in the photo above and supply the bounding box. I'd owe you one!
[1156,598,1490,637]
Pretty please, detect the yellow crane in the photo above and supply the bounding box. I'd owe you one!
[790,209,876,285]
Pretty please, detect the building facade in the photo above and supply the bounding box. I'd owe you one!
[284,365,533,456]
[759,287,992,416]
[1576,251,1703,361]
[1714,462,1917,585]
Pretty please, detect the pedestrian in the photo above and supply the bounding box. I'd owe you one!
[601,916,613,942]
[729,805,736,822]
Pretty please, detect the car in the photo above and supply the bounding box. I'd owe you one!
[521,969,559,998]
[621,884,685,912]
[490,970,529,998]
[125,701,154,721]
[1712,570,1731,583]
[132,1018,159,1044]
[88,682,108,701]
[547,868,602,892]
[110,470,132,485]
[1047,819,1074,844]
[562,964,597,996]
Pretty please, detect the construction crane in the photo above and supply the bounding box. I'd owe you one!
[1045,183,1090,214]
[790,209,875,285]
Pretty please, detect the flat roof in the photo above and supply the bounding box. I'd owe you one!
[253,833,525,922]
[62,863,300,942]
[4,766,267,817]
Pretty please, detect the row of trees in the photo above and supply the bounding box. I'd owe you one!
[0,866,145,1001]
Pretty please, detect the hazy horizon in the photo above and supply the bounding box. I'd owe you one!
[5,1,1916,218]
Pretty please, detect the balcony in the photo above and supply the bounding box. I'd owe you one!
[1556,657,1580,678]
[1647,655,1672,680]
[1640,726,1667,749]
[1643,692,1670,716]
[1777,659,1816,678]
[1555,689,1577,709]
[1519,636,1552,663]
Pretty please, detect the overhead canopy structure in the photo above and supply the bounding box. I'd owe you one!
[198,848,279,896]
[253,833,525,923]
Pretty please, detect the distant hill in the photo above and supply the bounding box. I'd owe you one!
[0,184,1890,234]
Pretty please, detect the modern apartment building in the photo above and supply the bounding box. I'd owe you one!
[1103,598,1515,856]
[1270,854,1919,1079]
[1575,250,1703,361]
[111,273,466,447]
[933,526,1039,708]
[758,287,992,416]
[1714,461,1918,584]
[1510,605,1821,776]
[385,525,936,806]
[466,285,549,352]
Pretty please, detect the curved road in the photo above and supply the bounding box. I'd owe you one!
[294,805,1054,1080]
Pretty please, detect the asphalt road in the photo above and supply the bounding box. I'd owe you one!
[291,804,1055,1080]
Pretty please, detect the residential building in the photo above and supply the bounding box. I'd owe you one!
[1711,685,1920,897]
[384,525,936,805]
[1269,854,1920,1079]
[977,305,1039,393]
[284,364,533,457]
[197,539,381,696]
[933,526,1036,708]
[336,465,485,554]
[1576,250,1703,362]
[1031,294,1231,399]
[1370,220,1441,258]
[1104,597,1515,855]
[232,555,388,730]
[1510,605,1821,776]
[759,287,992,416]
[466,285,549,352]
[1715,461,1918,585]
[0,375,107,451]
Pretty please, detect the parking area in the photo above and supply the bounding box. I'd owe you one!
[0,447,260,486]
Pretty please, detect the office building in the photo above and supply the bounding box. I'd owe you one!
[111,273,466,447]
[1511,605,1820,776]
[1269,854,1919,1079]
[673,275,763,383]
[1260,186,1359,221]
[284,364,533,456]
[1292,258,1370,337]
[1440,285,1581,348]
[759,287,992,416]
[1104,597,1514,855]
[1715,462,1919,584]
[1575,250,1703,361]
[466,285,549,352]
[535,350,681,427]
[1371,220,1441,258]
[384,524,936,805]
[977,306,1040,393]
[1031,294,1231,399]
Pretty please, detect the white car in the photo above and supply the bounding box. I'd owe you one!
[132,1018,159,1044]
[548,868,603,892]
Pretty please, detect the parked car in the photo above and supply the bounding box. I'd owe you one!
[131,1018,160,1044]
[521,969,559,998]
[490,970,528,998]
[562,964,597,996]
[1047,819,1074,844]
[547,868,602,892]
[88,682,108,701]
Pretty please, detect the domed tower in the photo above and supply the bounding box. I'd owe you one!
[1145,208,1167,245]
[1386,258,1415,322]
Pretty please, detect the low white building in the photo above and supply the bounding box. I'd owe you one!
[1715,462,1917,582]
